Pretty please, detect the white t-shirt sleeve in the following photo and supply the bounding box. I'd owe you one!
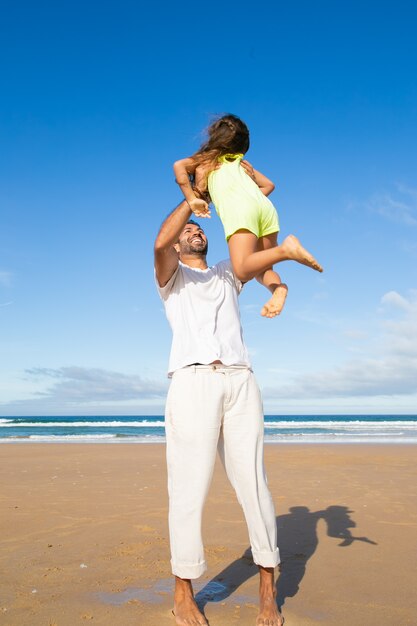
[234,273,243,294]
[217,259,243,294]
[154,265,180,301]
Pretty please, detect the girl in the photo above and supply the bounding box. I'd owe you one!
[173,114,323,317]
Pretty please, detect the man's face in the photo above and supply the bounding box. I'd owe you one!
[176,223,208,256]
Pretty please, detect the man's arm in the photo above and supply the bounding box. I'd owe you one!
[154,200,192,287]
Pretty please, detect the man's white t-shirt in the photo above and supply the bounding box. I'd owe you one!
[156,260,251,376]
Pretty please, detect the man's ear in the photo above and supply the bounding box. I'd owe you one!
[173,243,180,253]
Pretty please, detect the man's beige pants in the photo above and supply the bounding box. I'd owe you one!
[165,364,280,579]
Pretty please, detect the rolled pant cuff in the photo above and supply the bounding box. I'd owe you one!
[252,547,280,568]
[171,559,207,579]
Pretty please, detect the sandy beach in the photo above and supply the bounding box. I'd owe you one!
[0,444,416,625]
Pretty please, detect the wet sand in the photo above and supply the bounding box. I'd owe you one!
[0,444,416,625]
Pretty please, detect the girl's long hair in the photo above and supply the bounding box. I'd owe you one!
[192,114,250,169]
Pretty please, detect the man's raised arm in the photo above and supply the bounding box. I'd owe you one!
[154,200,192,287]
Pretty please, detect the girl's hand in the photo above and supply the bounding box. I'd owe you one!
[189,198,211,218]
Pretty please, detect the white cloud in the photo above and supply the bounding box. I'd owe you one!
[263,290,417,401]
[380,290,412,311]
[0,367,168,414]
[24,366,168,403]
[2,291,417,415]
[366,185,417,226]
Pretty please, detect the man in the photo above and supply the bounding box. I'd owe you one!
[154,200,284,626]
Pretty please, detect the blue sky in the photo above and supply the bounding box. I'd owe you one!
[1,1,416,415]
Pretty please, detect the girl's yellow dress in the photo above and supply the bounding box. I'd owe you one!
[208,153,279,241]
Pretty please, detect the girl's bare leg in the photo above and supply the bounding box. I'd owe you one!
[256,234,288,318]
[228,230,323,283]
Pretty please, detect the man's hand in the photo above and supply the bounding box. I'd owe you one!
[189,198,211,218]
[241,160,275,196]
[241,159,257,183]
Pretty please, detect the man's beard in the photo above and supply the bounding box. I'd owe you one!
[181,240,208,256]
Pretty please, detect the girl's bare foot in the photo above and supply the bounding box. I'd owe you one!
[261,284,288,318]
[281,235,323,272]
[173,578,208,626]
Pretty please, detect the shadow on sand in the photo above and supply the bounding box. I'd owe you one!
[195,505,377,612]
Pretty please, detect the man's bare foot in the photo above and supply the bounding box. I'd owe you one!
[256,590,284,625]
[173,577,208,625]
[256,566,284,626]
[281,234,323,272]
[261,284,288,318]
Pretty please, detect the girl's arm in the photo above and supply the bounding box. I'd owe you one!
[173,158,210,216]
[241,160,275,196]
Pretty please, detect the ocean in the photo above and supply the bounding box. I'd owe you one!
[1,415,417,444]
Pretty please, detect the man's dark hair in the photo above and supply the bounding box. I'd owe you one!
[177,218,208,255]
[187,219,201,229]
